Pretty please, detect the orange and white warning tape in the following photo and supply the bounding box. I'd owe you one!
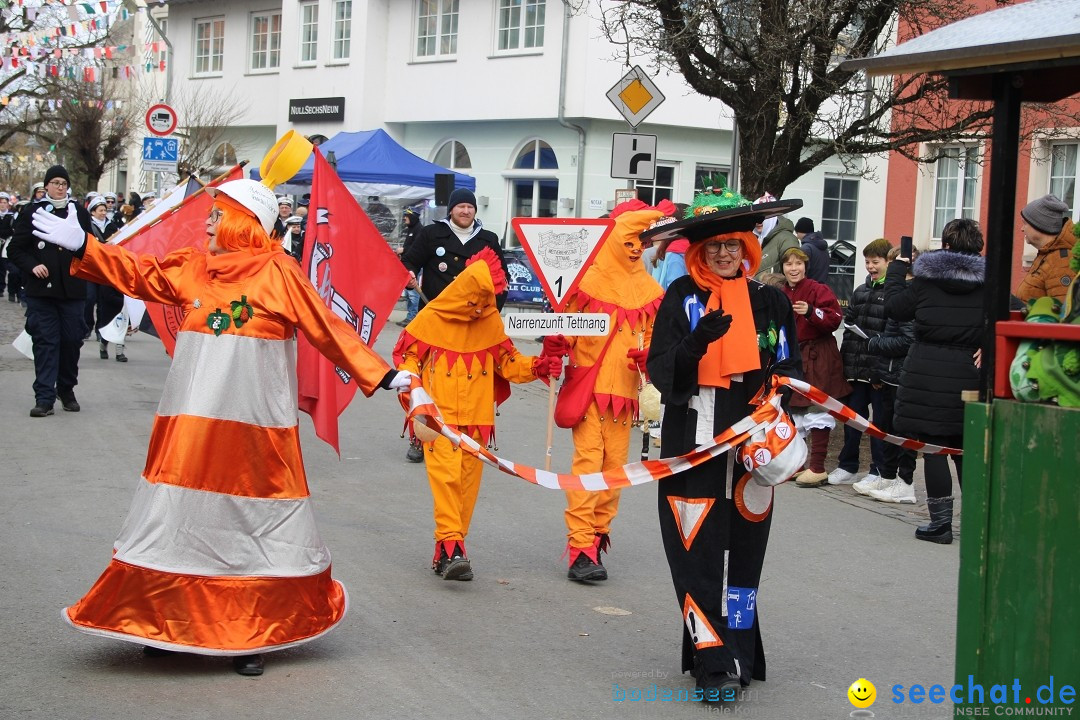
[772,376,962,456]
[401,375,960,492]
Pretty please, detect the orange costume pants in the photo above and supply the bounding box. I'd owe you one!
[565,403,632,548]
[426,430,485,543]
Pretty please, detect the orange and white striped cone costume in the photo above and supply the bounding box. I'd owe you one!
[62,238,392,655]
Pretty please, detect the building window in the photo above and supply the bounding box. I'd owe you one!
[506,139,558,248]
[433,139,472,170]
[212,142,238,168]
[821,176,859,243]
[299,1,319,64]
[497,0,545,51]
[1049,141,1079,220]
[250,11,282,71]
[636,163,675,205]
[931,145,979,238]
[417,0,458,59]
[694,164,729,194]
[193,17,225,75]
[332,1,352,61]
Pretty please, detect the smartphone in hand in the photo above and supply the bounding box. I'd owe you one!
[900,235,913,259]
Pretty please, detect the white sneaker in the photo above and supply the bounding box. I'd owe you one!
[853,473,889,496]
[868,477,917,504]
[827,468,858,485]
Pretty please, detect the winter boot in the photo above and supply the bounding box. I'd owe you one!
[115,343,127,362]
[567,535,607,582]
[915,496,954,544]
[99,339,108,359]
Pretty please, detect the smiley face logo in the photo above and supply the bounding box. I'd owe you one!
[848,678,876,709]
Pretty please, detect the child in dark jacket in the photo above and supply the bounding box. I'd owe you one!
[830,238,891,485]
[856,246,918,503]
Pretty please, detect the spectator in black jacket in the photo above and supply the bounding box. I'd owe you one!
[885,219,984,544]
[397,207,423,327]
[794,217,830,284]
[830,238,891,486]
[856,245,918,504]
[8,165,94,416]
[400,188,507,308]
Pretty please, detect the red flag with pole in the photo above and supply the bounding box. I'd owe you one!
[298,148,410,453]
[121,167,244,355]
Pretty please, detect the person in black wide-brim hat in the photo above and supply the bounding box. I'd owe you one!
[643,185,804,702]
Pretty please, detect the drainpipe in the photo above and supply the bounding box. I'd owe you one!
[558,0,585,218]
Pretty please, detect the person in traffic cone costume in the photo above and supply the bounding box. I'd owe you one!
[560,201,667,582]
[30,179,410,676]
[393,248,563,581]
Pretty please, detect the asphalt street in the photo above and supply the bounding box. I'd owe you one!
[0,297,960,720]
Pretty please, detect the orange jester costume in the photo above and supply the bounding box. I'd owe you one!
[393,249,561,581]
[37,181,398,671]
[561,203,666,581]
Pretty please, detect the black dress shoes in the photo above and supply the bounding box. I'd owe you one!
[233,654,265,676]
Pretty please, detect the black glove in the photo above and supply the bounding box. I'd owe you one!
[684,310,733,356]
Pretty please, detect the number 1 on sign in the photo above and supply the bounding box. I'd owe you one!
[554,276,563,297]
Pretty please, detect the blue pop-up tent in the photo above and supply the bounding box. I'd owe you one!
[252,128,475,200]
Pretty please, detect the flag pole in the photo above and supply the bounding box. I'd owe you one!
[116,162,248,248]
[545,373,557,471]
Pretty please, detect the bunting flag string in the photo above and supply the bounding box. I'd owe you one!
[398,374,963,494]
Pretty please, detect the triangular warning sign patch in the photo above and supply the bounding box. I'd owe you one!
[683,593,723,649]
[667,496,713,551]
[511,218,614,311]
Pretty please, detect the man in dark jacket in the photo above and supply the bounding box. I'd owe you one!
[794,217,830,284]
[397,208,423,327]
[400,188,508,309]
[8,165,94,417]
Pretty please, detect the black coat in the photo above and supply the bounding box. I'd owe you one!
[9,199,93,300]
[840,278,888,383]
[884,250,984,440]
[801,232,830,284]
[400,219,508,308]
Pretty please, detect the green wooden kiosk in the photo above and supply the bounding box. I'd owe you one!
[844,1,1080,713]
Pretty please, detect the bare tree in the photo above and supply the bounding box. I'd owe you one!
[156,81,250,180]
[38,76,141,189]
[0,2,132,148]
[600,0,1080,197]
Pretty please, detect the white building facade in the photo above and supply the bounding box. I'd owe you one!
[161,0,886,249]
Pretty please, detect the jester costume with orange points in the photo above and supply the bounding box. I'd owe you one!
[393,248,561,581]
[32,179,405,676]
[560,202,667,582]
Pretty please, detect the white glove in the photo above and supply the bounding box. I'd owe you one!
[32,208,87,252]
[388,370,417,390]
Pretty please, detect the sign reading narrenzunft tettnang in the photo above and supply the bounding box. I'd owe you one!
[288,97,346,123]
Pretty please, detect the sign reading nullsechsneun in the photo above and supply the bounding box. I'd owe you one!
[288,97,346,123]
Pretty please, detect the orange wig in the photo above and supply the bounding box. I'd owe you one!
[212,195,282,255]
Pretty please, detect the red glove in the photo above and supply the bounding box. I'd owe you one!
[532,354,563,380]
[542,334,570,357]
[627,347,649,376]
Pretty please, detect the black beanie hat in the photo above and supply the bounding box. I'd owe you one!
[447,188,477,210]
[44,165,70,186]
[794,217,815,234]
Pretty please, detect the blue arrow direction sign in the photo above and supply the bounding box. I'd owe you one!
[142,137,179,172]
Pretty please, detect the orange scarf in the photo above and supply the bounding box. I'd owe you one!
[685,237,761,388]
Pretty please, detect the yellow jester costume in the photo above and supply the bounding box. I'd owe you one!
[562,203,666,581]
[393,249,561,581]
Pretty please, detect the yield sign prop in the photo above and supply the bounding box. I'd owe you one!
[511,218,614,312]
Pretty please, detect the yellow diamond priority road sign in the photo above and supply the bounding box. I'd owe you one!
[606,65,665,128]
